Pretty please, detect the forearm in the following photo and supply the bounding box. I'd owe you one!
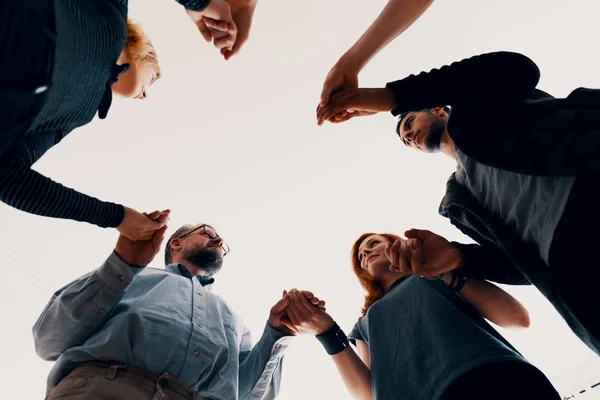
[443,272,530,328]
[386,52,540,114]
[451,242,530,285]
[330,347,372,400]
[32,252,140,360]
[238,324,291,400]
[0,159,124,228]
[342,0,435,72]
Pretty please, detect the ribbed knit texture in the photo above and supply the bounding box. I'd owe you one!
[0,0,209,228]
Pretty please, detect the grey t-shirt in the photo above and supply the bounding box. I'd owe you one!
[348,276,528,400]
[454,147,575,265]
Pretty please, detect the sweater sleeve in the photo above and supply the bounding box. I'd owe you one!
[0,130,125,228]
[452,241,531,286]
[175,0,211,11]
[386,51,541,115]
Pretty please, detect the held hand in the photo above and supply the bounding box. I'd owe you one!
[388,229,464,278]
[116,207,170,241]
[114,210,170,267]
[284,289,334,336]
[267,290,327,336]
[187,0,238,51]
[317,61,360,125]
[220,0,258,60]
[316,87,396,126]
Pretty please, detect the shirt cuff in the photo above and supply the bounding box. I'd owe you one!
[260,323,293,358]
[97,251,144,292]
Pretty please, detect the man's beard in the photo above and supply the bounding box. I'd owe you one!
[424,116,446,152]
[182,247,224,276]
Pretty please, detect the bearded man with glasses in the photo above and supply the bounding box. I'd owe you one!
[34,212,325,400]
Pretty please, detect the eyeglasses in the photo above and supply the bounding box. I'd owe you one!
[178,224,230,256]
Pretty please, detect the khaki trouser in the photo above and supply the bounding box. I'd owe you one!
[46,362,204,400]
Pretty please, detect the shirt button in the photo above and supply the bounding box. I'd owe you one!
[98,309,105,314]
[197,306,203,311]
[193,350,199,357]
[275,344,281,349]
[118,275,126,282]
[197,323,202,328]
[197,292,202,296]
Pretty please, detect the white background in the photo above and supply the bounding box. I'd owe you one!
[0,0,599,398]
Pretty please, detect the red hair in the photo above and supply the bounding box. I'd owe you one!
[351,232,403,316]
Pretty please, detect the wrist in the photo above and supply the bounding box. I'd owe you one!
[338,52,363,76]
[315,321,335,336]
[316,322,350,355]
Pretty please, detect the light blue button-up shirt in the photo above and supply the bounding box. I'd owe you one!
[33,252,291,400]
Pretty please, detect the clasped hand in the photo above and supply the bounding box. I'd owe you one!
[268,289,334,336]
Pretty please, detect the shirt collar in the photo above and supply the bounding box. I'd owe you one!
[165,263,216,288]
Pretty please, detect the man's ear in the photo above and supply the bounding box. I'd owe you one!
[170,238,182,252]
[431,107,445,117]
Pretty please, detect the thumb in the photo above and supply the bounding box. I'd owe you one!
[146,210,161,220]
[320,84,332,107]
[404,228,429,240]
[272,296,289,314]
[197,19,212,42]
[152,225,169,249]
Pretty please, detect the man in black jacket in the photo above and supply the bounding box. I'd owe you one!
[316,51,600,354]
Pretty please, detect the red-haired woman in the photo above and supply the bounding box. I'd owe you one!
[283,232,560,400]
[0,0,236,240]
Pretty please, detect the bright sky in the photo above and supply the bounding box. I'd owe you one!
[1,0,599,398]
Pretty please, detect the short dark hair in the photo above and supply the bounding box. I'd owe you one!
[164,224,196,266]
[395,106,452,145]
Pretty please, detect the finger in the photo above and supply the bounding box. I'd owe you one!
[319,80,333,107]
[321,104,350,124]
[398,240,413,274]
[146,210,161,220]
[330,113,356,124]
[271,296,290,315]
[203,17,230,32]
[404,228,430,240]
[151,225,169,251]
[317,300,326,310]
[285,303,302,326]
[295,290,319,314]
[213,34,235,50]
[196,20,212,42]
[288,291,311,320]
[282,289,288,298]
[410,241,425,275]
[299,290,314,300]
[223,34,248,60]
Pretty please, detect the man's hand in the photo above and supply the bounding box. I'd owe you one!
[283,289,335,336]
[187,0,238,51]
[386,229,464,278]
[317,61,360,125]
[317,87,396,126]
[219,0,258,60]
[114,210,170,267]
[268,290,327,336]
[116,207,170,241]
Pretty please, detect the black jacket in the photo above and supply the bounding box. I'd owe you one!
[386,51,600,351]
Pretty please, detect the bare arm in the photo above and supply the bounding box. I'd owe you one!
[442,271,530,329]
[343,0,435,73]
[330,343,372,400]
[319,0,435,112]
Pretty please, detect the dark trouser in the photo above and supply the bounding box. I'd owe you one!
[440,361,560,400]
[549,174,600,354]
[0,0,55,158]
[46,362,204,400]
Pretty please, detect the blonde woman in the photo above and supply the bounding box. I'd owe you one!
[0,0,237,240]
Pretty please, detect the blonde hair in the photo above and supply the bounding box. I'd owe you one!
[124,19,161,79]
